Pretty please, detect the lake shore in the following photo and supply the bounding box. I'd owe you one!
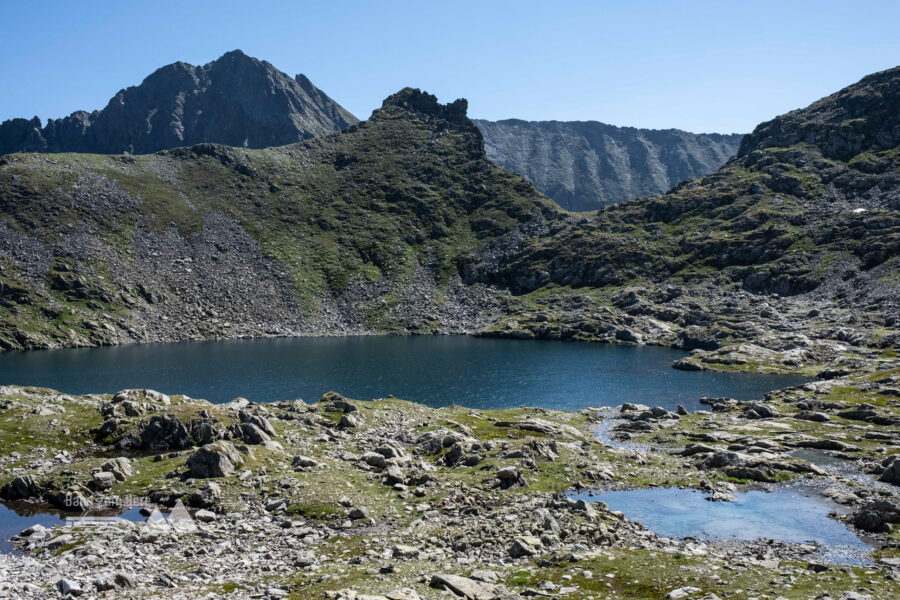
[0,354,897,600]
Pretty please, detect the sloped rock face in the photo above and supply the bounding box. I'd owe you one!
[475,118,742,210]
[0,86,556,352]
[0,50,357,155]
[469,67,900,336]
[739,66,900,160]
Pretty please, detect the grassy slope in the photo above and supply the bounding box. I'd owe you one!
[0,96,559,348]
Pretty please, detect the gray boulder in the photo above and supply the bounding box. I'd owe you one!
[879,455,899,485]
[430,573,498,600]
[186,442,244,478]
[1,474,40,500]
[138,414,192,450]
[101,457,133,482]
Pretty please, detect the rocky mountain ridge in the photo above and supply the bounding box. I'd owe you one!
[475,118,743,211]
[466,66,900,370]
[0,50,357,155]
[0,68,898,376]
[0,87,556,352]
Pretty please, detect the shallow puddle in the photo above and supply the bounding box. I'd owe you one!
[0,502,147,553]
[570,486,872,564]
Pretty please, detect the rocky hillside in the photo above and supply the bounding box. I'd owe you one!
[474,118,742,211]
[0,68,898,375]
[468,66,900,370]
[0,88,557,351]
[0,376,898,599]
[0,50,357,155]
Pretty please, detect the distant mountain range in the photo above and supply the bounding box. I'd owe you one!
[474,119,743,211]
[1,50,744,211]
[1,66,897,364]
[0,50,357,155]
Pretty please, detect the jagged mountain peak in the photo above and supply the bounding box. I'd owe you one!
[739,65,900,159]
[0,51,358,155]
[378,88,469,123]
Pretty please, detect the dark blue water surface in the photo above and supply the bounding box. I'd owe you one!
[0,336,808,410]
[571,487,870,564]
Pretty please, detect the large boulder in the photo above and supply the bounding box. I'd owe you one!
[697,451,748,470]
[101,457,133,482]
[189,419,222,445]
[231,422,271,444]
[879,455,899,485]
[339,412,364,428]
[238,411,276,436]
[187,481,222,508]
[90,471,116,491]
[133,414,192,450]
[319,391,359,413]
[430,573,498,600]
[0,475,40,500]
[509,535,543,558]
[743,403,779,419]
[186,442,244,478]
[851,500,900,533]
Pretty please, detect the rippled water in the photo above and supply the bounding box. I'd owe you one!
[0,336,808,410]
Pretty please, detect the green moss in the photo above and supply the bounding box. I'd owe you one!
[285,501,342,520]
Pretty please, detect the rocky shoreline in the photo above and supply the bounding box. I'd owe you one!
[0,357,896,599]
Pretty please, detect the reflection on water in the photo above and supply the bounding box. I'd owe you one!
[0,502,147,553]
[570,486,871,565]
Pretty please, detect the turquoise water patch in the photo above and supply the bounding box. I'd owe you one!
[570,487,871,564]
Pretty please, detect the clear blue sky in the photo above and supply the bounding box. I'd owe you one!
[2,0,898,133]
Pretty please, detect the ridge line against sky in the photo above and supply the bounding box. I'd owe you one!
[1,0,899,133]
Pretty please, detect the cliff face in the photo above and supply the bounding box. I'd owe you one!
[474,119,743,211]
[0,50,358,155]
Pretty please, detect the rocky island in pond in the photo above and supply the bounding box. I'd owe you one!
[0,18,898,600]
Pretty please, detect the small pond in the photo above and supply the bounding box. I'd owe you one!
[569,487,872,564]
[0,503,147,553]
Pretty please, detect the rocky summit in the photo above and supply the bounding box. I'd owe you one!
[475,119,743,211]
[0,50,357,155]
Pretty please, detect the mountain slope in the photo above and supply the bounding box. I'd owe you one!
[0,50,357,155]
[468,66,900,367]
[474,119,742,211]
[0,70,897,374]
[0,89,556,351]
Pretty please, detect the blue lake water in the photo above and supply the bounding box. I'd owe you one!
[0,503,146,553]
[571,487,870,564]
[0,336,808,410]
